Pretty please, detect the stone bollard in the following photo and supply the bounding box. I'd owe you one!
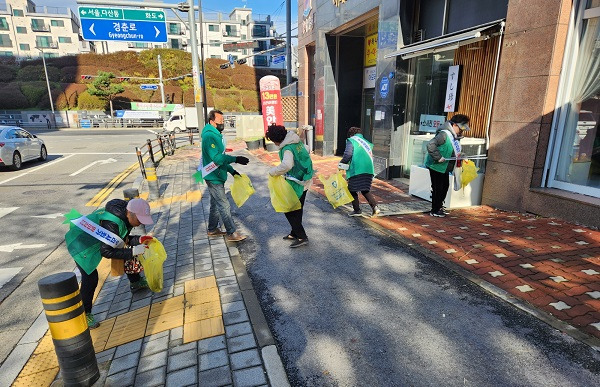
[38,272,99,387]
[123,188,139,201]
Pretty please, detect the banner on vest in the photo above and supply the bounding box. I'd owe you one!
[351,135,373,158]
[198,160,218,177]
[70,215,124,248]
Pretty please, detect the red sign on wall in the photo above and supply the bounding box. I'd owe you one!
[259,75,284,133]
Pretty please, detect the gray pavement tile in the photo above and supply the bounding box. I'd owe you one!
[169,338,183,349]
[197,335,227,354]
[222,301,245,314]
[113,291,133,303]
[225,322,253,338]
[198,349,229,371]
[130,297,153,310]
[108,299,131,314]
[220,291,243,304]
[223,310,249,326]
[170,326,183,341]
[166,365,198,387]
[174,286,184,297]
[227,333,256,354]
[195,264,214,273]
[134,366,166,387]
[92,301,111,314]
[105,366,137,386]
[198,365,232,387]
[138,350,168,374]
[95,311,109,321]
[195,270,215,279]
[168,349,197,372]
[215,268,236,278]
[232,366,267,387]
[169,341,196,356]
[114,338,143,359]
[143,330,170,343]
[194,257,213,266]
[230,349,262,370]
[108,351,139,376]
[106,308,128,320]
[216,276,238,287]
[219,284,240,295]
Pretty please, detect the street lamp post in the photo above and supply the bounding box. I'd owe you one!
[36,47,55,128]
[157,54,165,104]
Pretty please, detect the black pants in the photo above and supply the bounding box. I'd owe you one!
[428,167,450,212]
[76,262,140,314]
[350,191,377,212]
[284,191,307,240]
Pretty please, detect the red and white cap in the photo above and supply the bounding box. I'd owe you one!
[126,198,154,225]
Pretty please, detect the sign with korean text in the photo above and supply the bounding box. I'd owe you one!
[364,66,376,89]
[364,33,378,67]
[444,65,460,112]
[419,114,446,133]
[79,6,167,43]
[379,76,390,99]
[259,76,284,133]
[131,102,183,111]
[223,41,258,51]
[272,55,285,64]
[140,84,159,90]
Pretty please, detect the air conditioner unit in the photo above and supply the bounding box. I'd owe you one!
[127,42,134,48]
[182,40,188,46]
[49,42,58,49]
[222,30,228,36]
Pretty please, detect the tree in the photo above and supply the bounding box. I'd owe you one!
[86,71,124,117]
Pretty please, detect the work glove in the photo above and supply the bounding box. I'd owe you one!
[139,235,154,245]
[235,156,249,165]
[438,157,446,163]
[132,244,148,257]
[230,169,240,176]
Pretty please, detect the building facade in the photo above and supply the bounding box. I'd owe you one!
[0,0,90,58]
[103,8,289,75]
[297,0,600,227]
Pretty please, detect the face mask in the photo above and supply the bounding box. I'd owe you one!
[216,123,225,132]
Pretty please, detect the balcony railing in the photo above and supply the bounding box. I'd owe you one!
[31,23,50,32]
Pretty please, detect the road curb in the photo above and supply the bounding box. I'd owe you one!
[335,197,600,352]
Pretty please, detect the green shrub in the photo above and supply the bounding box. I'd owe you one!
[0,83,29,109]
[241,91,260,112]
[77,90,106,110]
[0,64,17,82]
[21,82,48,106]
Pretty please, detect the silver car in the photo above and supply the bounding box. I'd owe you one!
[0,126,47,170]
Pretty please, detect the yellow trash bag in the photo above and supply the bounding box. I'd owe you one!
[138,238,167,292]
[268,175,301,213]
[460,159,479,189]
[318,171,354,209]
[231,174,255,207]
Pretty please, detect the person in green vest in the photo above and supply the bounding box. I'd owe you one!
[266,124,314,248]
[424,114,471,217]
[65,198,154,328]
[339,127,380,217]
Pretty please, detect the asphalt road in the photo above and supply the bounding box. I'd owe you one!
[233,155,600,386]
[0,128,154,364]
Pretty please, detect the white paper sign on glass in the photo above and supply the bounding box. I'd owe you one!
[444,65,460,112]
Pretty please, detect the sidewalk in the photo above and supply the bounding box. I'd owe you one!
[7,146,288,386]
[247,144,600,348]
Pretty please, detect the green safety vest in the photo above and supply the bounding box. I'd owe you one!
[347,134,375,178]
[279,142,314,198]
[425,131,455,173]
[65,208,128,275]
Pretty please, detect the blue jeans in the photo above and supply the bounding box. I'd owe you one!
[206,181,236,234]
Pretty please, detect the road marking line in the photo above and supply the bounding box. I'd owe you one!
[69,158,117,176]
[0,243,47,253]
[31,213,63,219]
[0,267,22,289]
[0,154,75,185]
[0,207,18,219]
[85,162,139,207]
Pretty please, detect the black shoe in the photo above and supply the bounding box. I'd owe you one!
[282,234,296,240]
[349,211,363,217]
[290,238,308,248]
[441,207,450,215]
[430,209,446,217]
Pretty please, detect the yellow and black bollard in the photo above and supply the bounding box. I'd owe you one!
[38,272,99,387]
[145,161,160,201]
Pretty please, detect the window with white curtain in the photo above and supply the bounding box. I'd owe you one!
[547,0,600,196]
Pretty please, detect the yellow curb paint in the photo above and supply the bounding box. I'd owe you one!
[86,161,139,207]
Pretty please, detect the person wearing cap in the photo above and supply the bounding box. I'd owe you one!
[201,109,249,242]
[425,114,471,217]
[75,198,154,328]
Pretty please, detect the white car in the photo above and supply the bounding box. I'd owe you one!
[0,126,47,170]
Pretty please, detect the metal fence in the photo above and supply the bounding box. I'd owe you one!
[135,129,197,179]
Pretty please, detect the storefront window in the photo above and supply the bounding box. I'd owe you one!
[551,2,600,193]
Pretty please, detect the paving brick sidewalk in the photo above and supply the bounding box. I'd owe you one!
[247,144,600,347]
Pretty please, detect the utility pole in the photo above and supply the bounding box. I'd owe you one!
[286,0,292,85]
[157,54,165,104]
[198,0,208,122]
[37,47,55,128]
[186,0,205,129]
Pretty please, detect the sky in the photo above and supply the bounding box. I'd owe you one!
[34,0,298,35]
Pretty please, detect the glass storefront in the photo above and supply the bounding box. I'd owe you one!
[548,0,600,196]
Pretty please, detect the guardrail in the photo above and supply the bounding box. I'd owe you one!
[135,129,197,179]
[78,118,165,128]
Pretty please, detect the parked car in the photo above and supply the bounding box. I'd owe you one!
[0,126,47,170]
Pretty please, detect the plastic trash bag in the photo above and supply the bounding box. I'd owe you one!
[319,172,354,208]
[231,173,255,207]
[138,238,167,292]
[268,175,301,213]
[460,159,479,189]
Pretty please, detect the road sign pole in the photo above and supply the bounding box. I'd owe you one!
[187,0,205,131]
[198,0,208,123]
[158,54,165,104]
[286,0,292,85]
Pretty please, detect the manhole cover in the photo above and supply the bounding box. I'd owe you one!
[23,190,56,195]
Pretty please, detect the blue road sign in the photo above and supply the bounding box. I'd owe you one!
[228,54,234,65]
[79,6,167,43]
[140,84,159,90]
[80,119,91,128]
[272,55,285,64]
[379,76,389,99]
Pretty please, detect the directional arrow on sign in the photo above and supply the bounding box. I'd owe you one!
[0,243,46,253]
[70,158,117,176]
[154,26,160,38]
[31,213,64,219]
[89,22,96,36]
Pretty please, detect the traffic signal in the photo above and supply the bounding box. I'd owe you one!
[219,63,230,69]
[117,77,130,82]
[81,75,92,80]
[236,59,247,65]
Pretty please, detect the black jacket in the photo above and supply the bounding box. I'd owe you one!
[99,199,142,260]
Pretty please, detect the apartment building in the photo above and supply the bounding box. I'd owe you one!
[0,0,90,59]
[103,8,288,74]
